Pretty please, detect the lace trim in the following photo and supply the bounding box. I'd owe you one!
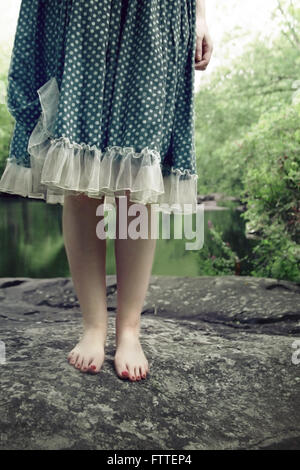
[0,76,199,214]
[47,136,198,179]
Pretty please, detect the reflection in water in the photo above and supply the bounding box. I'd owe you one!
[0,196,256,278]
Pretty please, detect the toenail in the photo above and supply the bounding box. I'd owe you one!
[90,365,96,370]
[122,371,129,377]
[137,376,141,379]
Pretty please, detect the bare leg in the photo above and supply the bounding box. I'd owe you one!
[63,193,108,374]
[114,192,157,381]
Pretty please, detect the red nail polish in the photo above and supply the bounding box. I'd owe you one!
[122,371,129,377]
[90,365,96,370]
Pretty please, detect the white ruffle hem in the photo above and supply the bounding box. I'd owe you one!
[0,77,198,214]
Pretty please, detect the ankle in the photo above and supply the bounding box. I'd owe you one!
[116,324,140,342]
[83,322,108,337]
[116,311,140,329]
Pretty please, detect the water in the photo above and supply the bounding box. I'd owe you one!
[0,196,257,278]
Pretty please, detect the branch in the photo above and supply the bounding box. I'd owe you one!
[277,0,300,49]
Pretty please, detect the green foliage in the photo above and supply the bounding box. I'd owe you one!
[0,45,14,173]
[196,220,239,275]
[249,225,300,281]
[239,101,300,281]
[0,1,299,282]
[195,5,300,196]
[194,0,300,281]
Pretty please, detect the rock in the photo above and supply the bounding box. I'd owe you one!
[197,194,216,202]
[203,192,240,202]
[202,200,228,211]
[236,204,247,212]
[197,193,244,210]
[0,275,299,450]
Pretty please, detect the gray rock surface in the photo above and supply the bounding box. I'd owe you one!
[0,275,299,450]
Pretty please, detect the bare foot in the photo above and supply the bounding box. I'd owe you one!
[114,327,149,381]
[67,326,106,374]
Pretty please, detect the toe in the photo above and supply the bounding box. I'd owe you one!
[88,357,103,374]
[88,362,97,373]
[67,351,74,361]
[95,355,105,373]
[135,367,141,380]
[127,365,136,381]
[141,364,148,378]
[120,367,130,379]
[81,357,90,372]
[75,356,83,369]
[69,352,79,366]
[140,366,146,379]
[114,358,129,379]
[93,363,102,374]
[121,369,130,379]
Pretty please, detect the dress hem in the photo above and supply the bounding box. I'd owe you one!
[0,77,199,215]
[0,154,199,214]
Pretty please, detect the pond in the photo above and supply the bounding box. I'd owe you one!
[0,195,257,278]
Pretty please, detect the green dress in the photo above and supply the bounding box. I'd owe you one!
[0,0,198,214]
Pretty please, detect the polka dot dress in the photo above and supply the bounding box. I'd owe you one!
[0,0,198,213]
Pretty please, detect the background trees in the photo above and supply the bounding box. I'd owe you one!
[0,0,299,280]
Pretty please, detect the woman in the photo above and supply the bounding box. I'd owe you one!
[0,0,213,381]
